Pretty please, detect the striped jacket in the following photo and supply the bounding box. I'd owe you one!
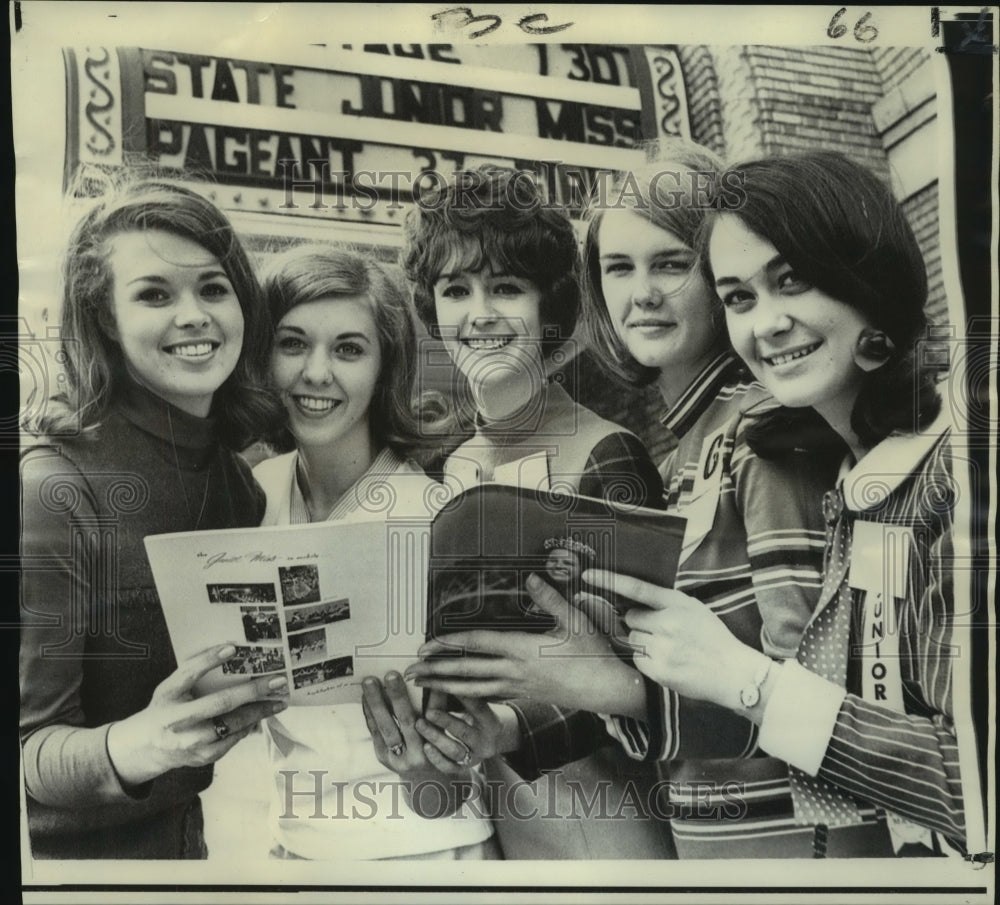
[759,421,968,853]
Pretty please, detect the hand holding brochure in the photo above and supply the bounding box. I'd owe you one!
[426,484,686,643]
[145,484,685,707]
[145,517,433,707]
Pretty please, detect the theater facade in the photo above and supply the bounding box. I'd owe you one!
[61,39,941,455]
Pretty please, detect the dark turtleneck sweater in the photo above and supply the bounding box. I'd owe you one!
[19,379,265,859]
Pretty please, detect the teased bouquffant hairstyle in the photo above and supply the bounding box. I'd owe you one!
[402,164,581,360]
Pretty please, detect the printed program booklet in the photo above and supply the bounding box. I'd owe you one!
[145,485,686,706]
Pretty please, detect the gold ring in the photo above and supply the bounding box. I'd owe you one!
[212,717,231,741]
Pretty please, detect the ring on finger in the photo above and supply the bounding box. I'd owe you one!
[212,716,231,741]
[454,738,473,767]
[389,742,405,757]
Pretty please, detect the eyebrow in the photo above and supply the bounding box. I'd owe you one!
[713,253,785,289]
[276,324,372,342]
[126,270,230,286]
[600,249,690,260]
[435,269,522,283]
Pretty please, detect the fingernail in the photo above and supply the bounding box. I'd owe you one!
[526,573,542,590]
[386,672,402,683]
[271,700,287,713]
[363,678,377,689]
[426,709,443,721]
[267,676,288,690]
[217,645,236,660]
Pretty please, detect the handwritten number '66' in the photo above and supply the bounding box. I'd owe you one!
[827,8,878,43]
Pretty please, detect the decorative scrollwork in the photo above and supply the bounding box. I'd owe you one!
[356,479,397,514]
[534,481,578,514]
[599,475,648,510]
[38,474,85,514]
[920,471,958,516]
[423,479,456,514]
[83,47,116,157]
[105,474,150,515]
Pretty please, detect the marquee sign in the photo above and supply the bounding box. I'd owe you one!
[65,42,691,237]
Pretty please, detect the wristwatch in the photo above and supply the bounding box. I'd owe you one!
[738,658,773,709]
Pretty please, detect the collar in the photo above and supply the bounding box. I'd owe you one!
[659,350,749,439]
[117,377,217,452]
[840,410,952,513]
[291,446,409,523]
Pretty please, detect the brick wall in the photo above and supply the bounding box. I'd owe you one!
[905,181,948,326]
[720,45,890,180]
[872,47,932,92]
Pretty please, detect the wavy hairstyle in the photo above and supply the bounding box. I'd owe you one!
[402,164,580,359]
[27,175,281,449]
[260,244,428,458]
[581,139,731,387]
[703,151,942,452]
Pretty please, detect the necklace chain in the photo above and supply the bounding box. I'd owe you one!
[166,407,212,530]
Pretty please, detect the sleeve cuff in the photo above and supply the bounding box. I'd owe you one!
[104,724,153,801]
[757,661,846,775]
[498,702,546,781]
[598,673,666,761]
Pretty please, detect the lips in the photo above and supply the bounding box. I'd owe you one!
[627,320,676,331]
[462,336,515,351]
[291,395,341,415]
[760,341,822,367]
[164,340,220,359]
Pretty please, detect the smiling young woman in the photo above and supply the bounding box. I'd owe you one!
[394,164,671,860]
[240,244,500,862]
[19,178,286,860]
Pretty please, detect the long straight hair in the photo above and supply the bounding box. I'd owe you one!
[581,139,730,387]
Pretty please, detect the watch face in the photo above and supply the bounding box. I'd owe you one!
[740,685,761,708]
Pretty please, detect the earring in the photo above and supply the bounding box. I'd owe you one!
[854,328,896,372]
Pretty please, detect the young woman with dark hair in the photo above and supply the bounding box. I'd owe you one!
[19,178,288,859]
[367,164,672,860]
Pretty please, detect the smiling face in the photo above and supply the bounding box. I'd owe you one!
[709,215,872,430]
[108,230,244,417]
[432,259,545,405]
[269,297,381,452]
[545,547,582,585]
[597,209,720,393]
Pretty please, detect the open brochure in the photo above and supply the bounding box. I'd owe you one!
[145,485,686,706]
